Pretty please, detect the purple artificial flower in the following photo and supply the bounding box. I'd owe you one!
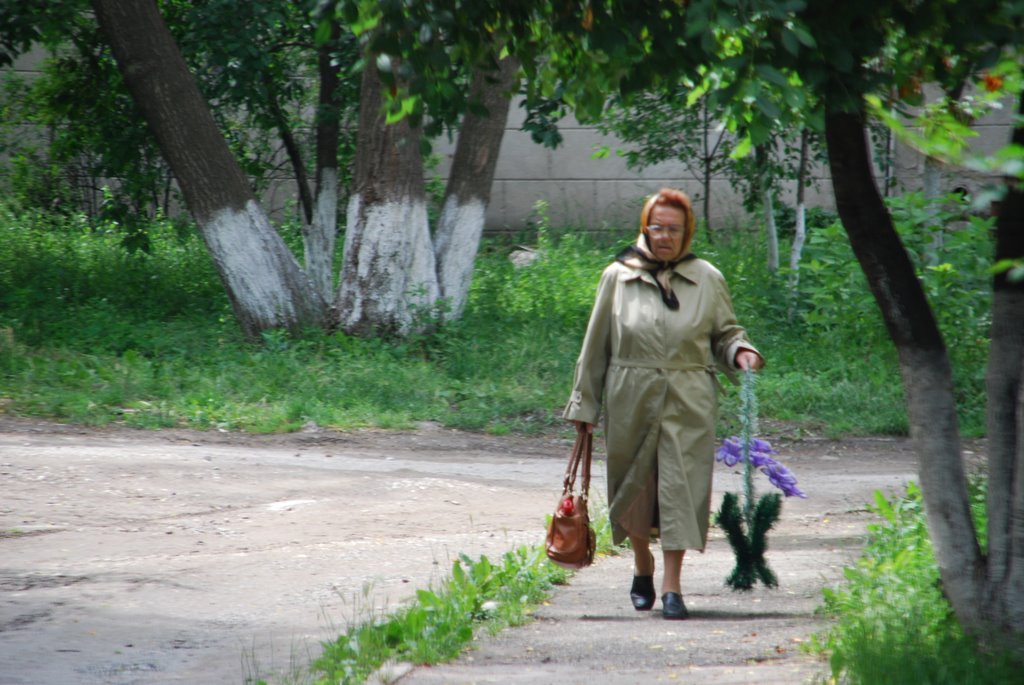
[716,435,807,498]
[715,437,743,467]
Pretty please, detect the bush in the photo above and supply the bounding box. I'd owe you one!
[811,480,1019,684]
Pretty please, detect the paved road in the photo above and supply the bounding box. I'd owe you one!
[0,418,922,684]
[400,435,925,685]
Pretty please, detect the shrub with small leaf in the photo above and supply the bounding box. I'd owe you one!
[811,479,1019,684]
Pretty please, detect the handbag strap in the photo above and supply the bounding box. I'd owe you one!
[562,431,593,500]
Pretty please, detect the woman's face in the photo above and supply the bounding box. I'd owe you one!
[646,204,687,262]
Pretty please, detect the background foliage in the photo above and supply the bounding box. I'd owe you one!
[0,192,992,438]
[0,0,362,234]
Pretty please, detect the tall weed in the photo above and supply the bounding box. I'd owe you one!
[811,480,1019,684]
[757,191,994,435]
[312,546,571,685]
[707,224,910,436]
[468,203,621,329]
[309,504,618,685]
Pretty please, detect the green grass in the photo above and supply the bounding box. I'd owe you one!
[810,479,1021,684]
[0,194,992,437]
[245,503,617,685]
[309,546,569,685]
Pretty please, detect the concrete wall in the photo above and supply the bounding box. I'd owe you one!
[433,102,838,234]
[892,92,1019,202]
[3,46,1015,232]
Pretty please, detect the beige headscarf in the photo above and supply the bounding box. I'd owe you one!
[616,189,697,310]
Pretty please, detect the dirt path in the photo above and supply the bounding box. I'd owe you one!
[0,417,937,684]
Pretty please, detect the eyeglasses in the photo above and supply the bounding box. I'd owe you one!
[647,224,684,235]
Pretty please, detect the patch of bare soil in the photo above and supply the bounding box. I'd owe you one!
[0,416,973,684]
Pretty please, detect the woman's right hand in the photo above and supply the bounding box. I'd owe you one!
[573,420,593,435]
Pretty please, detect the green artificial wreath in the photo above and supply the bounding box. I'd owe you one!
[715,370,805,591]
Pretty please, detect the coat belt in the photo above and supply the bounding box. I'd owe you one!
[610,357,713,372]
[610,357,724,392]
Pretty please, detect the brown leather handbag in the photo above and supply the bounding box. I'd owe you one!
[545,431,596,570]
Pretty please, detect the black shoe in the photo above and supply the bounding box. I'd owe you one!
[661,592,688,620]
[630,575,656,611]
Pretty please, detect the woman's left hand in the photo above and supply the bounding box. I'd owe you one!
[736,349,764,371]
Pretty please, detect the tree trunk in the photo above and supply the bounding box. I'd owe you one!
[883,123,896,197]
[824,107,988,631]
[756,144,779,271]
[336,61,438,336]
[923,155,945,263]
[91,0,324,338]
[984,92,1024,634]
[264,72,314,225]
[305,23,343,303]
[790,129,809,272]
[762,191,778,271]
[788,129,810,321]
[701,101,712,230]
[986,291,1024,630]
[434,55,519,319]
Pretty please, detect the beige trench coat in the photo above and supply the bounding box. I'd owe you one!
[563,258,758,551]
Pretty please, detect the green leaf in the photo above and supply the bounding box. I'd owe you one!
[384,94,417,124]
[782,86,806,110]
[416,588,443,608]
[748,119,772,145]
[700,30,716,54]
[755,64,790,88]
[350,12,380,36]
[991,258,1024,277]
[781,27,800,56]
[754,94,782,120]
[828,44,854,73]
[718,12,740,30]
[342,1,360,24]
[805,106,825,132]
[873,490,896,523]
[451,560,466,584]
[314,18,333,47]
[791,24,817,48]
[730,135,753,159]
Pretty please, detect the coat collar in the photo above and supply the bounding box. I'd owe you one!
[619,257,702,286]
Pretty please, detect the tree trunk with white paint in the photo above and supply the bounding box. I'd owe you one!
[304,28,343,303]
[787,130,810,321]
[435,55,519,319]
[91,0,324,338]
[336,62,438,337]
[790,130,810,272]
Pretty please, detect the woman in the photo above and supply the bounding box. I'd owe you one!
[564,188,764,620]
